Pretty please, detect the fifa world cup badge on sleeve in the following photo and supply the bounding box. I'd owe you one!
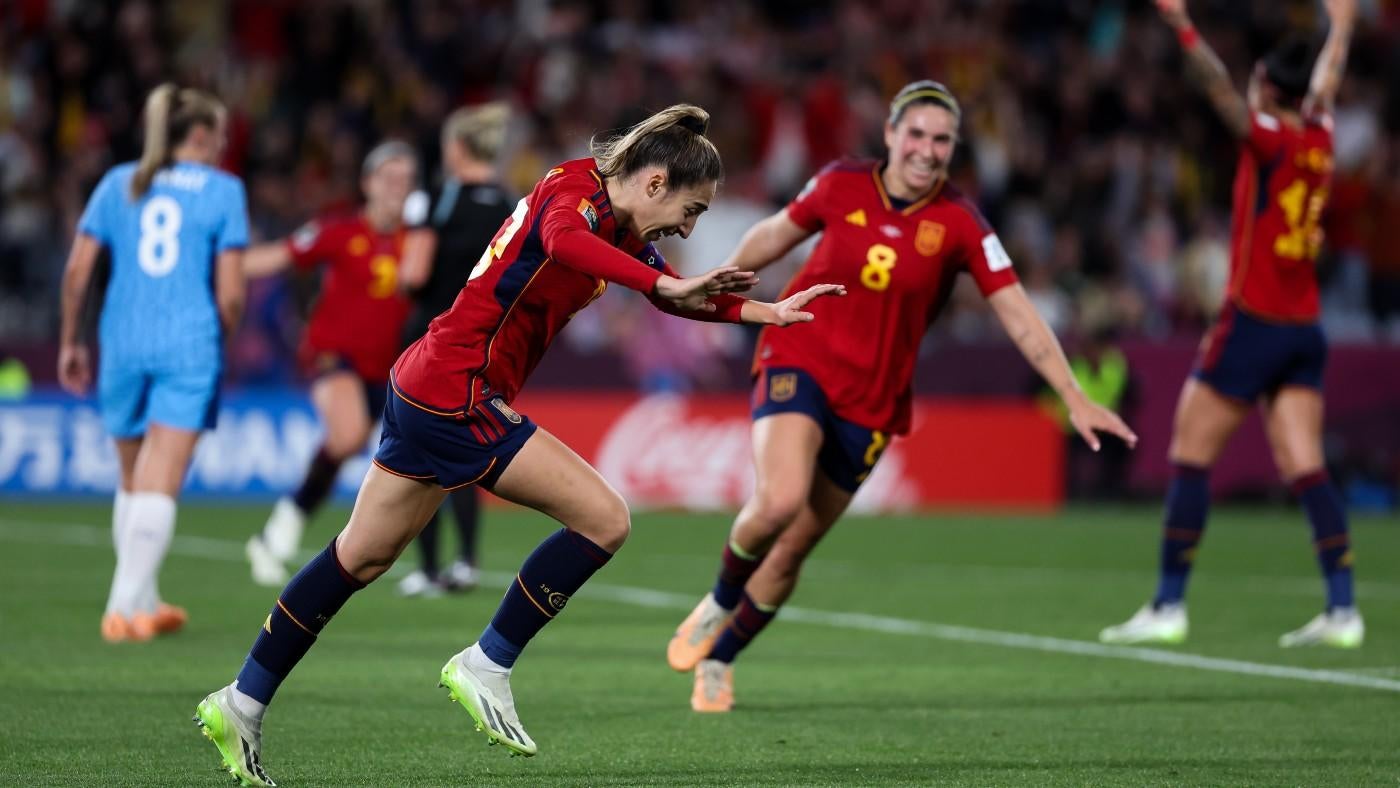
[577,198,600,232]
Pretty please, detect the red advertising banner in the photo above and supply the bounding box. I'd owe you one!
[513,393,1064,513]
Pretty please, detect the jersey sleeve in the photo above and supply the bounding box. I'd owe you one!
[287,219,332,270]
[953,199,1019,297]
[1246,113,1288,162]
[403,188,432,229]
[784,161,839,232]
[538,179,664,293]
[215,178,250,253]
[76,170,120,246]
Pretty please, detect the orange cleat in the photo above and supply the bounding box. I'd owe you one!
[667,593,732,672]
[153,603,188,635]
[691,659,734,713]
[101,612,155,643]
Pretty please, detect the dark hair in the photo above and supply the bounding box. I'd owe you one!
[590,104,722,189]
[131,83,225,199]
[888,80,962,127]
[1262,35,1315,102]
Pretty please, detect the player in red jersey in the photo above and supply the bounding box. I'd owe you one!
[239,141,421,587]
[193,105,844,781]
[1101,0,1361,649]
[666,81,1138,712]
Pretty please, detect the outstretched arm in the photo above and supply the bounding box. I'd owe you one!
[1157,0,1251,139]
[723,210,815,273]
[242,241,294,278]
[988,284,1138,451]
[1305,0,1357,116]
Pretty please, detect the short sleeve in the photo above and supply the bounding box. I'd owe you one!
[403,188,431,229]
[216,178,250,253]
[954,200,1019,297]
[1246,113,1287,162]
[77,170,120,245]
[287,220,330,270]
[784,162,839,232]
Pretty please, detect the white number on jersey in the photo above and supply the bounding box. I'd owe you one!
[469,197,530,281]
[137,195,183,277]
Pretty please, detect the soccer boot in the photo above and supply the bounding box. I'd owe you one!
[441,560,480,592]
[1280,608,1364,648]
[439,648,537,757]
[153,602,188,634]
[691,659,734,713]
[667,593,732,672]
[100,611,155,643]
[193,685,276,787]
[396,570,444,598]
[1099,602,1188,645]
[263,497,307,562]
[245,535,287,588]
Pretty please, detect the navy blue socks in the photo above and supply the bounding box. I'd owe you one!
[1154,463,1210,606]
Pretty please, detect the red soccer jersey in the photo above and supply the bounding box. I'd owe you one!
[288,214,411,383]
[755,159,1019,435]
[1226,111,1334,322]
[393,158,743,415]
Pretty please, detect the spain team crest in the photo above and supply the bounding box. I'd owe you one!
[769,372,798,403]
[915,221,945,256]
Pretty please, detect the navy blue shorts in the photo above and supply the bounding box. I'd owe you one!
[373,382,537,490]
[1193,305,1327,403]
[307,354,388,421]
[752,367,889,493]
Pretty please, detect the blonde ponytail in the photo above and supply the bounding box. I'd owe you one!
[590,104,721,188]
[130,83,226,199]
[443,101,511,162]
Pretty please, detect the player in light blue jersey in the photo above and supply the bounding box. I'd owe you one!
[58,83,248,644]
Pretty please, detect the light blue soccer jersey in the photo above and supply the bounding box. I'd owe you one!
[78,161,249,369]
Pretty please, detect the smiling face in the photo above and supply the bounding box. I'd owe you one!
[883,104,958,200]
[362,155,416,217]
[624,168,717,242]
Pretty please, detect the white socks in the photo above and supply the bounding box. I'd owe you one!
[230,682,269,724]
[466,643,511,676]
[105,491,176,616]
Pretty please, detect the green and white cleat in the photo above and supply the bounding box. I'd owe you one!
[193,686,275,787]
[1099,602,1188,645]
[1280,608,1364,649]
[439,648,537,757]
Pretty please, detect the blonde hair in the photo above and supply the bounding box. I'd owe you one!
[443,102,510,162]
[590,104,721,188]
[131,84,225,199]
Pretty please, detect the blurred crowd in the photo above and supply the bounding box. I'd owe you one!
[2,0,1399,388]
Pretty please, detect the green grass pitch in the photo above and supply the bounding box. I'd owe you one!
[2,502,1398,786]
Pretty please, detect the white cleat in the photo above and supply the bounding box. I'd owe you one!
[396,570,444,598]
[1099,602,1188,645]
[1280,608,1365,649]
[262,497,306,563]
[245,535,288,588]
[193,685,276,787]
[442,560,480,592]
[439,647,537,757]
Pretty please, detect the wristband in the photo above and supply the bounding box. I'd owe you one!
[1178,26,1199,50]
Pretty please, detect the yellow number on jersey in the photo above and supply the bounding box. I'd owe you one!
[367,254,398,298]
[861,243,898,291]
[1273,179,1328,262]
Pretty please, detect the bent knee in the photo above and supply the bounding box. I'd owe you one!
[579,492,631,552]
[749,489,807,533]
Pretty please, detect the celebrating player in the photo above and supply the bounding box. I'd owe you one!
[193,104,845,784]
[666,81,1138,713]
[57,84,248,642]
[1101,0,1361,648]
[241,141,420,587]
[394,104,515,597]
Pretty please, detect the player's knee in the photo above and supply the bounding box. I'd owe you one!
[582,491,631,553]
[765,541,808,583]
[336,540,396,584]
[750,488,805,534]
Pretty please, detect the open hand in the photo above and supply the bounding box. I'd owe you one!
[654,266,757,312]
[767,284,847,326]
[1067,397,1138,452]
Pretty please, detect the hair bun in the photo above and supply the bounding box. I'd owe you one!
[676,114,709,135]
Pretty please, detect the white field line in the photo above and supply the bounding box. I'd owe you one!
[3,518,1399,695]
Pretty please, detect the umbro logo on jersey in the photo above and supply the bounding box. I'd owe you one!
[879,224,903,239]
[844,209,867,227]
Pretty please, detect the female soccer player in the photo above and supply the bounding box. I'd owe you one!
[57,84,248,642]
[666,80,1138,713]
[395,104,515,597]
[194,104,844,783]
[241,141,420,587]
[1102,0,1361,648]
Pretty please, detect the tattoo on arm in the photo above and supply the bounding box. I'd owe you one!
[1182,41,1251,139]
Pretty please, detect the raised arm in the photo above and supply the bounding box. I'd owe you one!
[57,234,103,395]
[1156,0,1251,139]
[988,284,1138,451]
[1305,0,1356,116]
[723,210,814,273]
